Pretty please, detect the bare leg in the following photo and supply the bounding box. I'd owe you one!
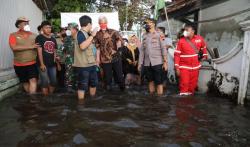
[89,87,96,97]
[125,74,132,86]
[136,75,141,85]
[78,90,85,100]
[29,78,37,94]
[157,84,164,96]
[148,81,155,94]
[42,88,49,96]
[48,86,55,94]
[23,83,29,93]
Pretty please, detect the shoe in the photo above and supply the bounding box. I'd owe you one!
[179,93,192,96]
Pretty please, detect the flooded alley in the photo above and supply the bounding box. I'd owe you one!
[0,86,250,147]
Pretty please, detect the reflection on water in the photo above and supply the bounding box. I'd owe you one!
[0,86,250,147]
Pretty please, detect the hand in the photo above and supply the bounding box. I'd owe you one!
[138,64,142,72]
[91,27,99,37]
[57,64,62,71]
[133,61,138,66]
[40,64,46,72]
[176,69,180,77]
[96,58,100,66]
[163,62,168,71]
[33,43,40,49]
[127,59,133,64]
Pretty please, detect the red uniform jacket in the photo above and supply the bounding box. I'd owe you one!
[174,35,208,70]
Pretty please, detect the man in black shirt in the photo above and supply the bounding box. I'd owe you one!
[36,21,58,95]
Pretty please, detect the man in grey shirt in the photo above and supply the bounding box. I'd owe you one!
[138,18,168,96]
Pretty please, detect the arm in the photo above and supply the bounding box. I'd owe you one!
[94,34,100,51]
[37,47,46,71]
[138,45,145,66]
[160,38,168,63]
[96,49,101,65]
[94,34,101,65]
[35,36,46,71]
[160,37,168,71]
[174,40,182,71]
[79,29,99,51]
[79,36,94,51]
[201,37,208,60]
[9,35,37,51]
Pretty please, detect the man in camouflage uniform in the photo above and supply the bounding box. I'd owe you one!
[64,23,77,91]
[56,32,67,88]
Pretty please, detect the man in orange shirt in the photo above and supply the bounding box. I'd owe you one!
[9,17,40,94]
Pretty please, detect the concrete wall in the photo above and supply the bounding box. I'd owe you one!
[199,0,250,56]
[157,18,184,40]
[0,0,43,100]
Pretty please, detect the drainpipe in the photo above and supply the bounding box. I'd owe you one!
[238,20,250,105]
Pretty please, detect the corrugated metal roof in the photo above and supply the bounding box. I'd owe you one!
[32,0,57,11]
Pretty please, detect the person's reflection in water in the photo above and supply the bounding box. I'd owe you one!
[175,97,208,141]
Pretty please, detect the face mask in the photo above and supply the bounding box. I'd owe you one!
[66,30,72,36]
[183,30,190,37]
[100,23,107,30]
[23,25,31,32]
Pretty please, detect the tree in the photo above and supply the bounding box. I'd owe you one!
[50,0,92,32]
[49,0,153,32]
[95,0,153,30]
[116,0,152,30]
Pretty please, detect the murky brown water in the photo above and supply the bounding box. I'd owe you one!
[0,86,250,147]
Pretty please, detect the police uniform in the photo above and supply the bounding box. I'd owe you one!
[139,31,167,85]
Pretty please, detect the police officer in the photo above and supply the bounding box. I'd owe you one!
[138,18,168,96]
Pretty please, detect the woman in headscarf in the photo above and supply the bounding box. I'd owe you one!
[123,35,140,86]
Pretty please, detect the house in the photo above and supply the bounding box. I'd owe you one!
[155,0,250,104]
[0,0,54,101]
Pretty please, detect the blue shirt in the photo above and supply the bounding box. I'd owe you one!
[77,31,86,45]
[77,31,97,56]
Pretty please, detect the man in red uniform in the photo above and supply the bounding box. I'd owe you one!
[174,24,208,96]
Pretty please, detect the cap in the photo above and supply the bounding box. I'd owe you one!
[15,16,30,28]
[16,16,29,22]
[68,22,79,30]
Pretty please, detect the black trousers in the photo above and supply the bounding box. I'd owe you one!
[102,60,125,88]
[57,64,66,88]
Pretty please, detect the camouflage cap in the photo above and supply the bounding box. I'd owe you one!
[68,22,79,30]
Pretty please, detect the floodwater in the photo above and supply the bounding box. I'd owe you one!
[0,86,250,147]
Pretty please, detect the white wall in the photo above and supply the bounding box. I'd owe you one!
[199,0,250,56]
[0,0,43,77]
